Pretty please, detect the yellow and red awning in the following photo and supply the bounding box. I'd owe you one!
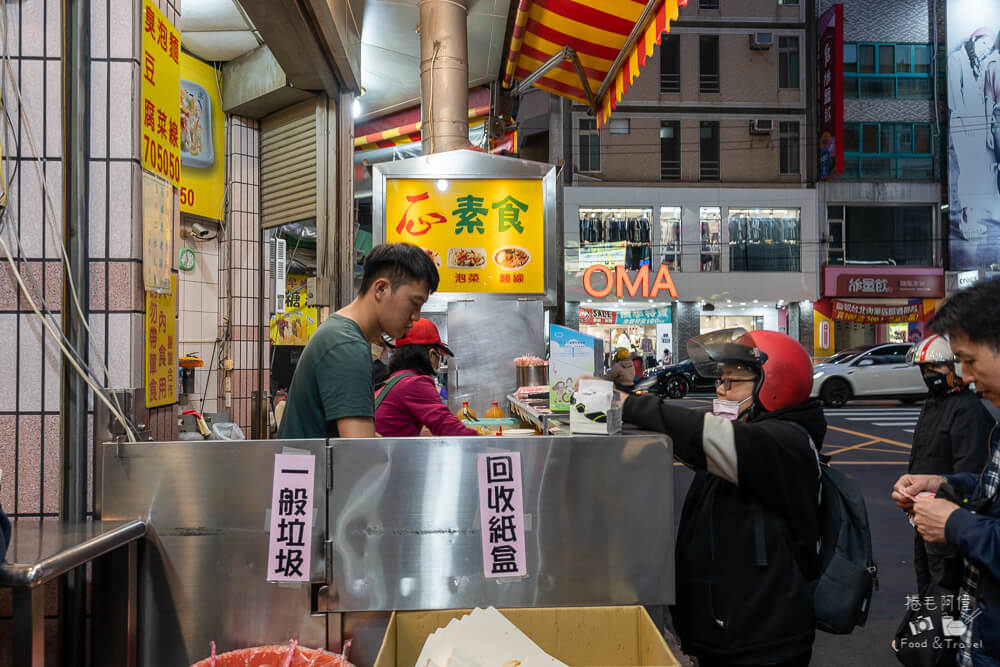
[354,104,491,152]
[503,0,688,127]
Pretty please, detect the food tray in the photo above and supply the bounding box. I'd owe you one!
[180,79,214,168]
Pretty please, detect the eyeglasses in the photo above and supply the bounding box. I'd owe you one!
[716,377,755,391]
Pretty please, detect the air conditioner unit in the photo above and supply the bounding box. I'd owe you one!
[749,32,773,49]
[749,119,774,135]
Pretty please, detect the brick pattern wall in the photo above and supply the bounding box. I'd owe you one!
[674,302,702,361]
[820,0,943,43]
[0,0,179,663]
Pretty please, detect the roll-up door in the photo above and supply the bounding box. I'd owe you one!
[261,97,320,229]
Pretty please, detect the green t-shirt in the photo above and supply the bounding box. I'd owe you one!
[277,313,374,438]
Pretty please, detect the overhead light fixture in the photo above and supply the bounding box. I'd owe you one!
[753,299,759,303]
[352,98,361,119]
[435,179,449,192]
[740,302,747,306]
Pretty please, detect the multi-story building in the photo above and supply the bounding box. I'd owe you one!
[529,0,819,361]
[813,0,947,356]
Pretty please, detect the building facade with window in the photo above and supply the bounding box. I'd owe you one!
[557,0,817,360]
[815,0,945,356]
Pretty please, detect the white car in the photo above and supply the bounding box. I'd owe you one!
[810,343,927,408]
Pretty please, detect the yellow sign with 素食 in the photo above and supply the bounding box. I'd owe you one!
[179,52,226,221]
[385,178,544,293]
[140,0,181,185]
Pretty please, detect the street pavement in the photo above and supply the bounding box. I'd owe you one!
[660,395,997,667]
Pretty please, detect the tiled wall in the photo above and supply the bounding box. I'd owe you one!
[0,0,178,663]
[178,239,220,414]
[220,116,266,433]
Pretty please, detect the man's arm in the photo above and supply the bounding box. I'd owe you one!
[333,417,376,438]
[945,510,1000,581]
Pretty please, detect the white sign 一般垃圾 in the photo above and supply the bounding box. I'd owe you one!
[266,453,315,583]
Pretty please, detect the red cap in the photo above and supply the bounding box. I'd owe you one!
[394,318,454,356]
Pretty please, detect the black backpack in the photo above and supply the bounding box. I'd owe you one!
[780,421,878,633]
[813,455,878,634]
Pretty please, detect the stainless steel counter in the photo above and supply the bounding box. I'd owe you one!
[97,433,676,666]
[0,518,146,667]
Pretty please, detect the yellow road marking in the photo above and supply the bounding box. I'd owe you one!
[825,439,879,456]
[827,424,912,449]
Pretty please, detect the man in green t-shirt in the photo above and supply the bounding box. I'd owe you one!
[278,243,439,438]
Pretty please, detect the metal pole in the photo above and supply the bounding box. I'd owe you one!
[419,0,470,154]
[60,0,90,663]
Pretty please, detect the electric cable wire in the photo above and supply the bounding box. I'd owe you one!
[0,230,137,441]
[0,0,136,439]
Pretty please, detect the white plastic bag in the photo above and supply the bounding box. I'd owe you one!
[209,422,246,440]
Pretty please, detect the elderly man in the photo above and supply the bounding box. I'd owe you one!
[892,279,1000,667]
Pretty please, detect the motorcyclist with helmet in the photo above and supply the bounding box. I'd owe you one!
[621,328,825,667]
[905,334,992,592]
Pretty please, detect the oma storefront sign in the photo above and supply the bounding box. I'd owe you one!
[582,264,679,299]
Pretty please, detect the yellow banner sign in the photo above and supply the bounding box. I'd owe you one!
[270,275,319,346]
[179,53,226,220]
[141,0,181,185]
[145,274,178,408]
[386,178,544,293]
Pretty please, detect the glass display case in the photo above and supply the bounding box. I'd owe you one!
[659,206,681,271]
[576,207,653,271]
[728,208,801,272]
[699,207,722,272]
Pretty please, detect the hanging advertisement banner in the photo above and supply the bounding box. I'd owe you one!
[818,4,844,180]
[270,274,319,346]
[385,178,544,294]
[179,52,226,221]
[947,0,1000,270]
[140,0,181,185]
[145,274,177,408]
[578,307,618,325]
[616,306,673,325]
[830,300,922,324]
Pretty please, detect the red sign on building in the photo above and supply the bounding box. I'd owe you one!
[823,267,945,299]
[818,4,844,180]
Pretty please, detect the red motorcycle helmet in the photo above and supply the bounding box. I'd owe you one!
[687,328,814,412]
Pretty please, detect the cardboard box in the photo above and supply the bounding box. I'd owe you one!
[373,605,680,667]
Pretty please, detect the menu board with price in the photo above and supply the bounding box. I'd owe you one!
[140,0,181,186]
[385,178,544,293]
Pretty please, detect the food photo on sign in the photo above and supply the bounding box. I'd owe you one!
[179,52,226,223]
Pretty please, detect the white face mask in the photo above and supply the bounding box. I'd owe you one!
[713,396,753,421]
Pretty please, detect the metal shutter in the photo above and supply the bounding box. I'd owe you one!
[260,97,319,229]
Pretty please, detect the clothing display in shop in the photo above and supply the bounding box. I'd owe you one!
[729,214,800,272]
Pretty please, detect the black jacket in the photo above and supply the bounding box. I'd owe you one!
[624,396,826,663]
[908,388,992,475]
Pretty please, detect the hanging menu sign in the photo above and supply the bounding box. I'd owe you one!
[141,0,181,185]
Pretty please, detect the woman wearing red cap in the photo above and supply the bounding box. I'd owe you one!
[375,319,478,437]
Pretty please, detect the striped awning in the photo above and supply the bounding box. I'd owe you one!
[354,105,491,152]
[503,0,687,127]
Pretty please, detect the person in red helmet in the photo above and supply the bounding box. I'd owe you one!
[621,328,825,667]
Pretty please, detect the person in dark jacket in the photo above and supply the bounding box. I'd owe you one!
[905,334,992,592]
[893,279,1000,667]
[622,328,824,667]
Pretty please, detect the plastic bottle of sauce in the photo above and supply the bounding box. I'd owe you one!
[455,401,478,421]
[485,401,505,419]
